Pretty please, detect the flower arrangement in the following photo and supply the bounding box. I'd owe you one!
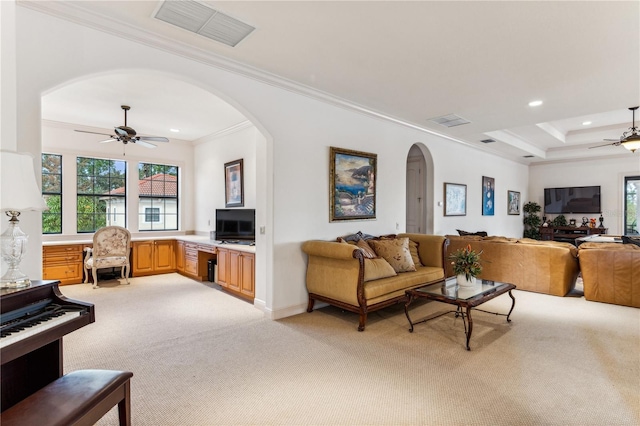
[449,244,483,280]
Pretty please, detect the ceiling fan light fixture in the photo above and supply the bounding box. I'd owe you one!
[622,134,640,152]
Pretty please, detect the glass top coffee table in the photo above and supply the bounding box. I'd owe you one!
[404,278,516,350]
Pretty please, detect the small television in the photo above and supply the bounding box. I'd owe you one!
[215,209,255,242]
[543,186,601,214]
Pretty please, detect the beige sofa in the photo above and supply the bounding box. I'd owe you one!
[445,235,580,297]
[301,233,448,331]
[578,242,640,308]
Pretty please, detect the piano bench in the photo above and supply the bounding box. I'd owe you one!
[1,369,133,426]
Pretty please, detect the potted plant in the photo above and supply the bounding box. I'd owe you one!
[523,201,542,239]
[449,244,483,287]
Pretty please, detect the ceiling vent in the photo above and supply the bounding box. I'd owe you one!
[480,138,496,144]
[429,114,471,128]
[154,0,255,47]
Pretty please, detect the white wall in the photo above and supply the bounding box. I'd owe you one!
[6,6,530,319]
[529,156,640,235]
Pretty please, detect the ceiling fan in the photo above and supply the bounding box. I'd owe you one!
[75,105,170,149]
[589,106,640,153]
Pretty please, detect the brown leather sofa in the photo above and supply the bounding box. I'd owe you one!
[445,235,580,297]
[301,233,447,331]
[578,242,640,308]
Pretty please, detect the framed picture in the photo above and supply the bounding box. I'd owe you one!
[224,159,244,207]
[444,182,467,216]
[329,147,377,221]
[482,176,495,216]
[507,190,520,215]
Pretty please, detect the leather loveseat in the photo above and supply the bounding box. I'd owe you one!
[445,235,580,297]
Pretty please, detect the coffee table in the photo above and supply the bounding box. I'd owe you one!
[404,278,516,350]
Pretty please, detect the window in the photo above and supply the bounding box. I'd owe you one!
[625,176,639,235]
[138,163,178,231]
[42,153,62,234]
[145,207,160,222]
[77,157,126,233]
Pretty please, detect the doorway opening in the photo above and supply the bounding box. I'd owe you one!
[406,144,434,234]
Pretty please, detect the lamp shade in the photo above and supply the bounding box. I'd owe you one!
[0,150,48,212]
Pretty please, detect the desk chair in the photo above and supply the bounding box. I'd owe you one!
[84,226,131,289]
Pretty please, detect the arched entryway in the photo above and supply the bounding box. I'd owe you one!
[406,143,435,234]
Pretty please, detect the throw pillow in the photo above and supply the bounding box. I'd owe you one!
[369,237,416,273]
[363,258,397,282]
[408,240,423,267]
[356,238,377,259]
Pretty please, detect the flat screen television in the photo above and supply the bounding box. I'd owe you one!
[215,209,255,242]
[543,186,601,214]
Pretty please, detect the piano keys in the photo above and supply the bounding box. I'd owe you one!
[1,280,95,411]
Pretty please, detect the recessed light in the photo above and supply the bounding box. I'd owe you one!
[528,100,543,107]
[582,121,592,126]
[170,128,180,133]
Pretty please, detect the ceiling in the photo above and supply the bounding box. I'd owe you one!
[25,0,640,164]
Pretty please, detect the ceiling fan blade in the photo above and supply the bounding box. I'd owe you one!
[589,142,619,149]
[75,130,114,137]
[134,139,157,149]
[603,138,621,142]
[138,136,169,143]
[99,138,118,144]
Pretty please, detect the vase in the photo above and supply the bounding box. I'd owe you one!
[456,274,476,288]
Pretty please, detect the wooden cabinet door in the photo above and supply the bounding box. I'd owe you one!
[133,241,154,276]
[154,240,175,273]
[228,251,241,292]
[240,252,255,298]
[176,240,185,273]
[216,248,229,286]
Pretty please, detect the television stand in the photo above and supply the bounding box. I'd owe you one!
[539,226,607,245]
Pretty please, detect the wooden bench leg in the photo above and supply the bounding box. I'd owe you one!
[118,379,132,426]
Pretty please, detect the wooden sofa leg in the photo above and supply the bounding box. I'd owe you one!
[358,312,367,332]
[307,297,315,313]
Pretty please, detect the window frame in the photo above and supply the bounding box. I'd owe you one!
[624,175,639,235]
[41,153,63,234]
[76,156,127,233]
[138,163,179,231]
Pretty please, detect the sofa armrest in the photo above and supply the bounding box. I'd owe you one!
[302,240,365,306]
[398,233,448,269]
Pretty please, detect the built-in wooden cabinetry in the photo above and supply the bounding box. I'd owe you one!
[216,247,255,300]
[42,238,255,300]
[132,240,175,277]
[42,245,84,285]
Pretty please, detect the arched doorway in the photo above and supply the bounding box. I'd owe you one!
[406,143,435,234]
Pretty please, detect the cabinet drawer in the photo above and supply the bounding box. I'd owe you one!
[43,264,82,281]
[43,252,83,264]
[197,244,216,254]
[185,258,198,275]
[185,248,198,258]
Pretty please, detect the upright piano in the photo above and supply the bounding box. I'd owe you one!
[0,280,95,411]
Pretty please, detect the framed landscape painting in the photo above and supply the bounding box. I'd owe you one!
[444,182,467,216]
[508,190,520,215]
[224,159,244,207]
[329,147,377,221]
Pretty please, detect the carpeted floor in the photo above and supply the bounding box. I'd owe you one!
[60,273,639,425]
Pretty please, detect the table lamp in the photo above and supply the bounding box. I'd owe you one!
[1,150,48,288]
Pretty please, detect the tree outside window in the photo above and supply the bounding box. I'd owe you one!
[77,157,126,233]
[42,153,62,234]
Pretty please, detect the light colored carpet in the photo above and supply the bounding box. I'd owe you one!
[60,274,640,425]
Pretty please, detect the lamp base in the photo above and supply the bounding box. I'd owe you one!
[0,272,31,289]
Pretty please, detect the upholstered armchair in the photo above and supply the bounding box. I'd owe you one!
[84,226,131,289]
